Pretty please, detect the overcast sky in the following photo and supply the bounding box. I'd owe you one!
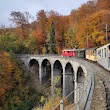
[0,0,89,27]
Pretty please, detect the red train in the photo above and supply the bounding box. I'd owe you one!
[61,49,76,57]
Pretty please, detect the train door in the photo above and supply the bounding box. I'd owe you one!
[108,45,110,58]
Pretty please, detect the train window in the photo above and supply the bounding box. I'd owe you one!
[108,45,110,51]
[87,50,89,55]
[88,51,89,55]
[93,50,95,55]
[102,49,103,57]
[98,50,101,57]
[91,50,92,55]
[90,50,91,55]
[94,50,96,56]
[104,48,106,58]
[92,50,94,55]
[86,50,88,55]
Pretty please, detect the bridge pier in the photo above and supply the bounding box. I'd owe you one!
[39,64,42,84]
[74,69,79,103]
[41,67,47,83]
[51,65,54,98]
[65,73,74,102]
[63,67,66,98]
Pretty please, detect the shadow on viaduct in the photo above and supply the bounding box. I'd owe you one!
[17,55,94,110]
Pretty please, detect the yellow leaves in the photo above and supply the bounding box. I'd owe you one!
[96,35,105,44]
[90,30,105,45]
[36,97,61,110]
[0,52,14,75]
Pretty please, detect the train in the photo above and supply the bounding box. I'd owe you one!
[61,43,110,71]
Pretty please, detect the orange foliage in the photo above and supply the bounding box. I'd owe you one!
[0,52,14,102]
[33,29,45,44]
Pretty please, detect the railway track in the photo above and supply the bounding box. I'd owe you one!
[85,60,110,110]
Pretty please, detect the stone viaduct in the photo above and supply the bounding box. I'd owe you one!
[17,54,94,110]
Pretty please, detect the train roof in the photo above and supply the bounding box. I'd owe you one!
[76,48,86,51]
[97,43,110,50]
[86,47,98,50]
[62,48,76,51]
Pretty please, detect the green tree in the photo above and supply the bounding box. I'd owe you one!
[46,21,56,54]
[0,32,19,53]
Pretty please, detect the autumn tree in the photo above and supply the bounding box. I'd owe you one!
[9,11,32,39]
[32,29,45,54]
[36,10,47,33]
[34,10,48,53]
[96,0,110,11]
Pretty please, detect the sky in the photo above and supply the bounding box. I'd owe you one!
[0,0,89,27]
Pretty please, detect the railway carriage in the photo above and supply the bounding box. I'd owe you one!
[97,43,110,71]
[61,49,76,57]
[76,49,86,59]
[85,47,97,61]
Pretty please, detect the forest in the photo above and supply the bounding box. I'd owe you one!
[0,0,110,109]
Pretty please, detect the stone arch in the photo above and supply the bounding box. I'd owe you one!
[65,62,74,102]
[29,59,39,82]
[53,60,63,96]
[41,59,51,85]
[77,66,85,102]
[77,67,84,84]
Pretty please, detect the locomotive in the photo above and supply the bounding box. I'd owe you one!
[61,43,110,71]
